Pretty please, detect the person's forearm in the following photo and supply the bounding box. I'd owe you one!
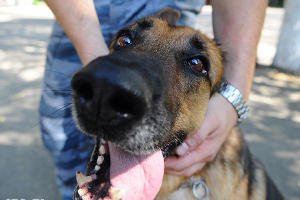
[212,0,267,99]
[45,0,109,65]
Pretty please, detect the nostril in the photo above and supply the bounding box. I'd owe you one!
[109,90,147,120]
[72,78,94,102]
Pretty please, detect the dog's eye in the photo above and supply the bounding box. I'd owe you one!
[187,58,208,76]
[117,35,132,47]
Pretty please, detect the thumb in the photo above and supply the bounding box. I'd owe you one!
[176,115,218,156]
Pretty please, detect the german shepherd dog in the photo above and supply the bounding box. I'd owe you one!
[71,8,284,200]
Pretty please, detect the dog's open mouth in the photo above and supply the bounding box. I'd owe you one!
[74,138,164,200]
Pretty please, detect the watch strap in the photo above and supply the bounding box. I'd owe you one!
[217,82,249,123]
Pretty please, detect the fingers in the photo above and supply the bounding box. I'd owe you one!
[164,154,196,171]
[176,93,236,156]
[165,137,218,172]
[176,114,218,156]
[165,94,238,176]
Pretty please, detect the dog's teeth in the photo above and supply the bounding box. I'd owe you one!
[78,187,88,196]
[81,196,88,200]
[99,145,106,154]
[110,187,125,200]
[94,165,100,171]
[97,156,104,165]
[100,139,107,144]
[81,192,92,200]
[76,171,93,187]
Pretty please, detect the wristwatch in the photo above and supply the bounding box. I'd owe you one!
[217,82,249,123]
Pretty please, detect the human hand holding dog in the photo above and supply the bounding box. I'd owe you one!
[164,94,237,176]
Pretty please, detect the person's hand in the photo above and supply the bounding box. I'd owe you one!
[164,93,238,176]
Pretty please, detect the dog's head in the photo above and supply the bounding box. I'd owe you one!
[71,8,223,200]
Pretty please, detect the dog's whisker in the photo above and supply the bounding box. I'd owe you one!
[42,89,72,92]
[42,90,72,96]
[43,103,72,118]
[28,103,72,129]
[45,69,72,79]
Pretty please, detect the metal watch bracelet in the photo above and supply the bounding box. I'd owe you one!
[217,82,249,123]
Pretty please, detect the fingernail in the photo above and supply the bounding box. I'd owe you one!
[176,142,189,156]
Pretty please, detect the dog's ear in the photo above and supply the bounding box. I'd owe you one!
[206,41,224,93]
[155,8,181,26]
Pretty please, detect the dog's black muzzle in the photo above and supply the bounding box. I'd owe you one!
[71,52,164,137]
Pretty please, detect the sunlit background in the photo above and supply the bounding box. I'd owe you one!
[0,0,299,199]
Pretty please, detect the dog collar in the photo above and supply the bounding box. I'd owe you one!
[178,177,209,200]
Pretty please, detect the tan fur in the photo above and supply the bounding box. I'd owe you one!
[110,11,276,199]
[249,162,267,200]
[147,16,254,200]
[157,129,252,200]
[147,15,275,199]
[157,188,196,200]
[158,121,271,200]
[157,175,187,197]
[172,80,210,136]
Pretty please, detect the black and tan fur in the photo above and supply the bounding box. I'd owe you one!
[71,8,284,200]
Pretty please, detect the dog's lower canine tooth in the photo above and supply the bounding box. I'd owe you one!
[97,155,104,165]
[94,165,100,171]
[99,145,105,154]
[76,171,93,187]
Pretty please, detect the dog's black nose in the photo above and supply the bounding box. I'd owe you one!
[71,56,152,126]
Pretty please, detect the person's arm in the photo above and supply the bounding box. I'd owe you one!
[44,0,109,66]
[165,0,267,176]
[212,0,267,99]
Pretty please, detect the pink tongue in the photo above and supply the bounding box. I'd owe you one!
[109,143,164,200]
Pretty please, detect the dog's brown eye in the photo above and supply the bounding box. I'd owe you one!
[187,58,207,75]
[117,35,132,47]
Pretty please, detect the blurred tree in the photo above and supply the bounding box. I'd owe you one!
[273,0,300,74]
[269,0,284,7]
[32,0,43,5]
